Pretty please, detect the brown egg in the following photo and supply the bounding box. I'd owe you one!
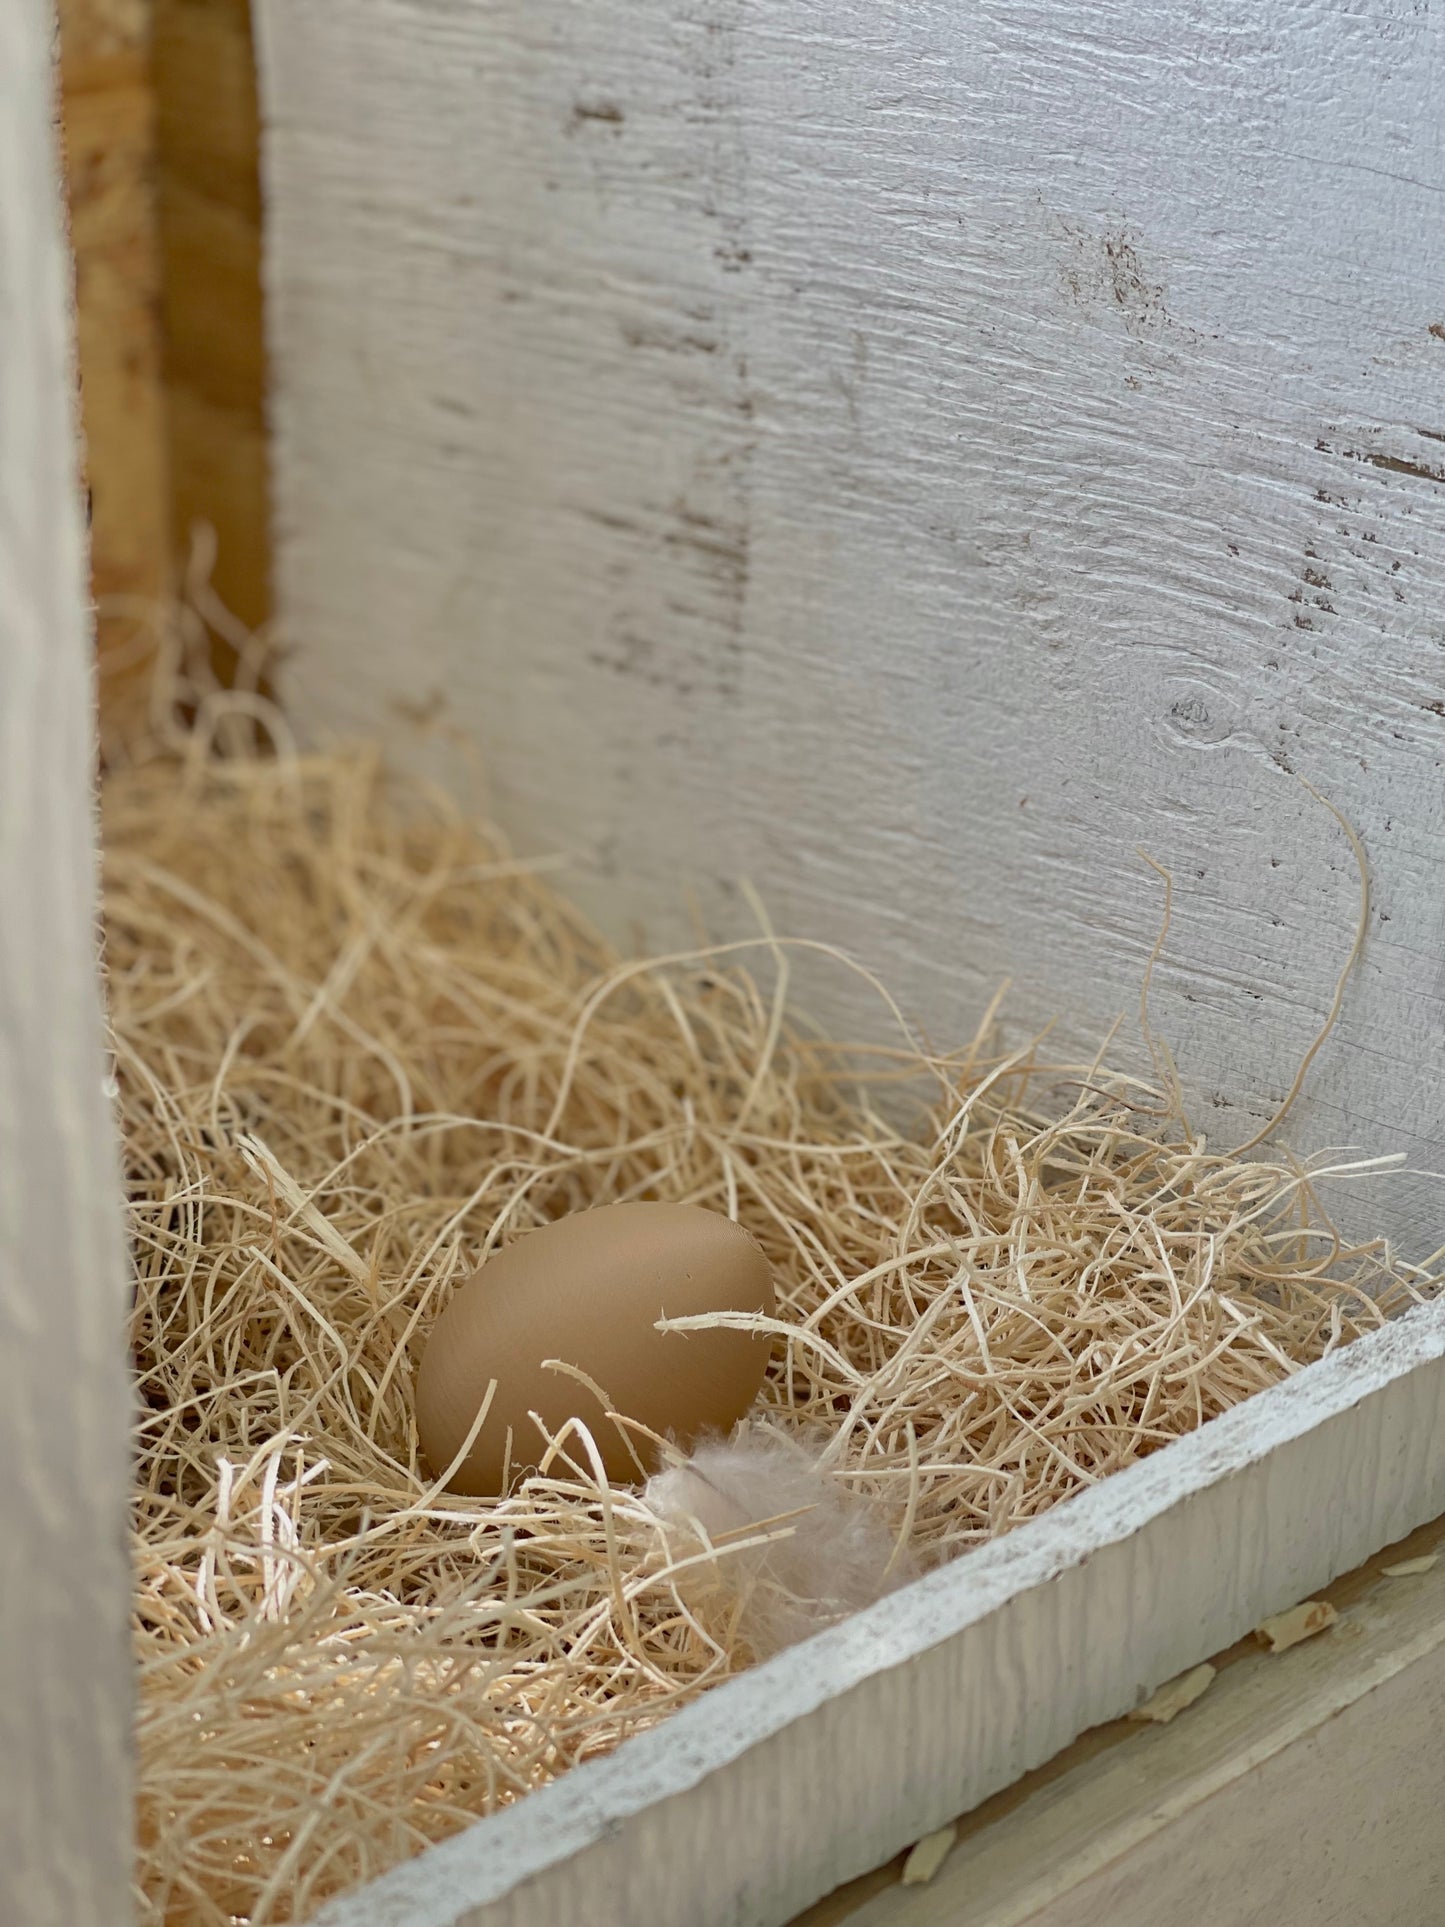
[414,1202,775,1494]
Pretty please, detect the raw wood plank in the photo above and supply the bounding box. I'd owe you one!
[152,0,263,217]
[154,0,270,629]
[165,382,271,624]
[57,0,172,728]
[56,0,151,92]
[160,180,267,414]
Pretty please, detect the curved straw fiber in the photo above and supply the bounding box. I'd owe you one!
[108,614,1436,1925]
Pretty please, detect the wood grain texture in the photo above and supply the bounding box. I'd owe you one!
[308,1296,1445,1927]
[57,0,173,723]
[832,1515,1445,1926]
[0,7,136,1921]
[258,0,1445,1256]
[154,0,270,628]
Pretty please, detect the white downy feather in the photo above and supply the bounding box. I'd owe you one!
[644,1425,914,1659]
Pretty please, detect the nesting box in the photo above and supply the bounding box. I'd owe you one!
[11,2,1445,1923]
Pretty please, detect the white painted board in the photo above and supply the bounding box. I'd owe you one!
[257,0,1445,1255]
[308,1296,1445,1927]
[0,7,135,1925]
[843,1519,1445,1927]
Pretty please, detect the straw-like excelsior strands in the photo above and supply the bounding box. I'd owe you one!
[110,612,1435,1924]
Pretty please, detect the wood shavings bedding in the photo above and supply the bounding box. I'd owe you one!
[108,617,1436,1925]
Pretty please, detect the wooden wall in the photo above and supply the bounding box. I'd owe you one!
[56,0,270,707]
[255,0,1445,1259]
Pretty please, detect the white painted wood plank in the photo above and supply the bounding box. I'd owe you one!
[0,11,135,1924]
[840,1524,1445,1927]
[257,0,1445,1254]
[310,1297,1445,1927]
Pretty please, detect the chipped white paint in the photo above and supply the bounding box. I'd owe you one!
[257,0,1445,1255]
[0,9,135,1925]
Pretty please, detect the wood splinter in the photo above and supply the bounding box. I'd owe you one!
[1255,1599,1338,1654]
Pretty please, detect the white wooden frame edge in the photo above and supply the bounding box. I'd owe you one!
[315,1295,1445,1927]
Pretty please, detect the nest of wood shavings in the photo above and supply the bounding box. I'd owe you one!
[109,654,1435,1926]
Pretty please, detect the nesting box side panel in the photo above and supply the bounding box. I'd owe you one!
[258,1,1445,1251]
[0,13,135,1925]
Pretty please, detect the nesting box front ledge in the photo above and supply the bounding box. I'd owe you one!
[312,1296,1445,1927]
